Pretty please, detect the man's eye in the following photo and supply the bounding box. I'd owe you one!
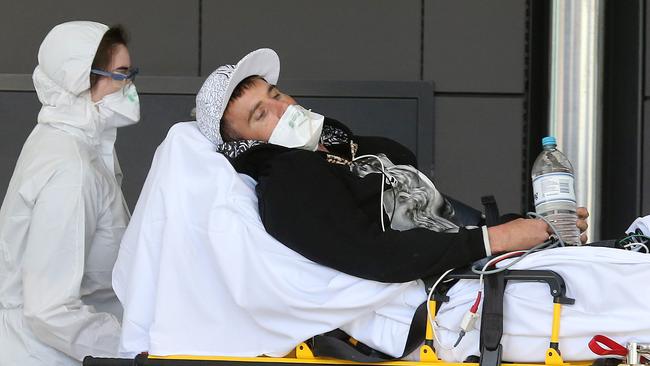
[273,93,281,100]
[256,110,266,120]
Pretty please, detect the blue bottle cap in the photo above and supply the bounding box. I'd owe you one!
[542,136,557,147]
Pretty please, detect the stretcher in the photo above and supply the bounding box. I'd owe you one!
[84,267,648,366]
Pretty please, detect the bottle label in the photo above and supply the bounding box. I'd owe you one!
[532,172,576,206]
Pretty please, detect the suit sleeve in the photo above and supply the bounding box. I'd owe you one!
[257,151,488,283]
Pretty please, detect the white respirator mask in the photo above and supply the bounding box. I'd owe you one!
[95,83,141,128]
[268,104,324,151]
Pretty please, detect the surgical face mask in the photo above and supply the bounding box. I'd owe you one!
[95,83,141,128]
[268,105,324,151]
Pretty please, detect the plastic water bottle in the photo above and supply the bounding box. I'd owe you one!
[531,136,580,245]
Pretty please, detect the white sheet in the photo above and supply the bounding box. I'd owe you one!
[434,246,650,362]
[112,122,426,358]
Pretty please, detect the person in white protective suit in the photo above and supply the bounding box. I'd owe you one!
[0,21,140,365]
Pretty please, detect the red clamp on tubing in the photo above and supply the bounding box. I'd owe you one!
[589,335,627,357]
[470,291,482,313]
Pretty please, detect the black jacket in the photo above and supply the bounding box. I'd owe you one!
[231,119,488,283]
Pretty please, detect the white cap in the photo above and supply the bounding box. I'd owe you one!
[196,48,280,146]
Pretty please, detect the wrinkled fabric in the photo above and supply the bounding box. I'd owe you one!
[434,246,650,362]
[113,122,426,358]
[0,21,134,365]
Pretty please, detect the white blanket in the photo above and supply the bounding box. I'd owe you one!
[434,246,650,362]
[112,122,426,358]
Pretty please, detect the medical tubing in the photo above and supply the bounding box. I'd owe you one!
[619,233,650,244]
[471,211,568,277]
[458,216,568,345]
[426,213,566,350]
[352,154,390,232]
[469,291,482,313]
[618,232,650,253]
[467,220,561,344]
[428,240,556,350]
[623,243,649,253]
[467,251,527,345]
[526,211,567,247]
[620,233,650,241]
[426,267,457,351]
[471,239,557,276]
[477,250,526,291]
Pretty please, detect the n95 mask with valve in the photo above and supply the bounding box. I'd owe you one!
[268,104,324,151]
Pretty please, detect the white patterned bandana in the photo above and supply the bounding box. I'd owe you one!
[195,48,280,145]
[216,120,351,159]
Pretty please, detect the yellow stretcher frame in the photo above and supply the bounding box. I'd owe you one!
[144,301,584,365]
[83,269,600,366]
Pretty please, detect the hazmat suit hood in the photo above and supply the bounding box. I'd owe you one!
[34,21,104,133]
[33,21,139,145]
[32,20,139,176]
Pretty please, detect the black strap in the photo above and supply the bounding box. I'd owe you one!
[481,195,500,227]
[311,302,428,362]
[311,329,392,362]
[585,239,622,249]
[479,271,506,366]
[82,356,136,366]
[402,302,428,356]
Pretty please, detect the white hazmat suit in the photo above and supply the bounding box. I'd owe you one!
[0,21,138,365]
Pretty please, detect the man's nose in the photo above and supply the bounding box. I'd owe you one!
[272,99,292,118]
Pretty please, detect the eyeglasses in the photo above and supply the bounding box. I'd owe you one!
[90,67,139,83]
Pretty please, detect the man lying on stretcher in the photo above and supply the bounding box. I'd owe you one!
[111,48,650,363]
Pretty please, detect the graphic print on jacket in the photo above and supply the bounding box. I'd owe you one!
[351,153,458,233]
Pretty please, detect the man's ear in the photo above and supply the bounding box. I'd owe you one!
[220,116,241,142]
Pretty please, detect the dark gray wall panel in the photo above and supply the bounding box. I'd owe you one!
[201,0,421,81]
[640,100,650,216]
[0,92,41,202]
[0,0,198,76]
[433,96,524,213]
[423,0,526,93]
[646,1,650,96]
[116,95,196,209]
[0,92,195,210]
[296,97,418,154]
